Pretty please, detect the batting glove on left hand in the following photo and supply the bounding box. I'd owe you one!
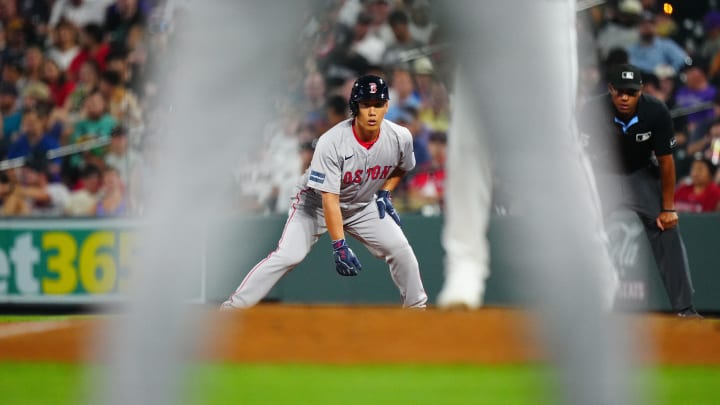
[376,190,401,226]
[332,239,362,276]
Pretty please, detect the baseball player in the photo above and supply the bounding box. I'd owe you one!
[221,75,427,309]
[578,63,701,318]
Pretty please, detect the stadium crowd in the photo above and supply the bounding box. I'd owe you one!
[0,0,718,217]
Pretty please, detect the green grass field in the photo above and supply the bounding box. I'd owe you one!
[1,315,718,404]
[0,362,718,405]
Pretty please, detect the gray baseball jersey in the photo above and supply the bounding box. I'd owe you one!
[299,118,415,216]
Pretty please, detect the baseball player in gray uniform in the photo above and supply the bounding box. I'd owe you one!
[221,75,427,309]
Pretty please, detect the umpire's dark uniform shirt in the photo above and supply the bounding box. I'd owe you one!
[578,92,695,312]
[579,93,677,175]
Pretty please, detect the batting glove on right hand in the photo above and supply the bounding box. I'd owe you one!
[332,239,362,276]
[376,190,401,226]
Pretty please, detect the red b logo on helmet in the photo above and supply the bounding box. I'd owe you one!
[369,83,377,94]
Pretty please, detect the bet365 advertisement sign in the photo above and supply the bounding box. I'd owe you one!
[0,221,139,303]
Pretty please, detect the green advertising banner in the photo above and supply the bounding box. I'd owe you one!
[0,219,205,304]
[0,220,137,303]
[2,214,719,310]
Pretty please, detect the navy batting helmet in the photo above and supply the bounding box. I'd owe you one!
[349,75,390,116]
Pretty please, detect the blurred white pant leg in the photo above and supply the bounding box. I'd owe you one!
[437,67,493,309]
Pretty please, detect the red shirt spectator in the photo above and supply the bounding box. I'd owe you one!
[68,24,110,81]
[675,158,720,212]
[42,59,75,107]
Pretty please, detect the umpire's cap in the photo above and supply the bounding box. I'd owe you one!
[609,64,643,91]
[349,75,390,116]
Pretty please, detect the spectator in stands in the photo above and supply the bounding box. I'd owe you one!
[627,11,687,73]
[346,11,386,67]
[105,47,137,91]
[386,67,420,121]
[18,0,51,44]
[1,23,28,72]
[124,22,148,94]
[382,9,423,67]
[674,59,716,134]
[0,152,69,216]
[47,19,81,71]
[407,0,437,45]
[65,59,101,118]
[641,72,665,103]
[42,58,76,107]
[20,80,52,111]
[406,131,446,216]
[0,81,22,139]
[104,123,141,190]
[99,69,142,129]
[395,106,430,170]
[410,56,435,107]
[23,46,44,83]
[675,157,720,213]
[68,23,110,80]
[689,92,720,145]
[49,0,114,29]
[7,108,62,181]
[365,0,395,46]
[65,163,102,216]
[418,79,450,132]
[68,91,117,180]
[306,93,346,135]
[104,0,147,47]
[325,94,349,129]
[301,71,326,114]
[654,63,680,104]
[596,0,642,60]
[687,118,720,163]
[2,62,26,116]
[700,11,720,61]
[95,166,127,216]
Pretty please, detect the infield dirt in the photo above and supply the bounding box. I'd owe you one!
[0,305,718,365]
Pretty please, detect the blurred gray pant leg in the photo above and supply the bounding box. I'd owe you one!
[436,1,638,404]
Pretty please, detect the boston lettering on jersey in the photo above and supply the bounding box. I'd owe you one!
[343,165,394,184]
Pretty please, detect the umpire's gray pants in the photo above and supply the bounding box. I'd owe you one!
[597,167,695,311]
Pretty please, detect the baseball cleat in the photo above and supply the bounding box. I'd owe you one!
[677,307,703,319]
[436,290,482,310]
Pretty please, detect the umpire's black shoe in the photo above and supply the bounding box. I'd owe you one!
[677,307,703,319]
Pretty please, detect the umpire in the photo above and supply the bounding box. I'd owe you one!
[579,64,701,318]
